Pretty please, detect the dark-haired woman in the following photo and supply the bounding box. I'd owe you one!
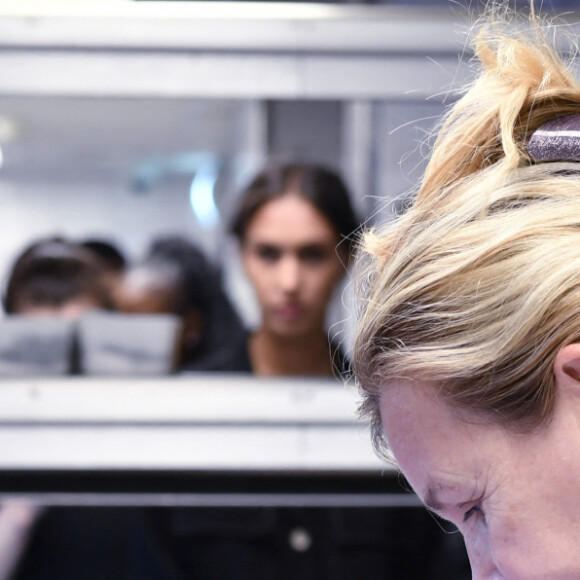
[231,163,357,377]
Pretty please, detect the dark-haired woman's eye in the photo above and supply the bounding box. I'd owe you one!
[256,245,281,263]
[299,246,328,264]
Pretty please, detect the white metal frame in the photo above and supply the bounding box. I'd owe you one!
[0,375,383,471]
[0,2,475,100]
[0,375,417,506]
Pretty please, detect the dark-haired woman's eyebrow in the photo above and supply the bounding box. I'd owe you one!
[254,243,281,261]
[297,244,329,262]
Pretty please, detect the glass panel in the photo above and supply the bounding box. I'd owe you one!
[0,96,264,271]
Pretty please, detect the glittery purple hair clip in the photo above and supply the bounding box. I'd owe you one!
[527,114,580,162]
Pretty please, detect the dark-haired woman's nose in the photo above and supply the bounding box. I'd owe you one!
[277,256,301,294]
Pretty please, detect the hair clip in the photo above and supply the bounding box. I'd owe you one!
[527,114,580,162]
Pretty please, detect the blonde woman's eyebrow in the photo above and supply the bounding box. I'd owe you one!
[423,486,445,513]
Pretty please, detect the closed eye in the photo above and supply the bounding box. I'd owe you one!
[463,505,483,523]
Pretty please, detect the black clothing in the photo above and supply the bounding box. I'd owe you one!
[14,508,136,580]
[132,506,470,580]
[130,339,470,580]
[200,331,350,378]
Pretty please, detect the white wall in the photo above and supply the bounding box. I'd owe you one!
[0,177,207,294]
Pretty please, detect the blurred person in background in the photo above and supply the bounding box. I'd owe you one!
[80,237,127,298]
[112,235,249,372]
[80,238,126,274]
[4,236,112,318]
[2,236,131,580]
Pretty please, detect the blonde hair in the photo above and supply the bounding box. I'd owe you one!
[353,13,580,460]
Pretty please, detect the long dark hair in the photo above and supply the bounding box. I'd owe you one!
[145,236,248,372]
[231,163,360,255]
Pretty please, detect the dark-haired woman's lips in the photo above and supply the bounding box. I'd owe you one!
[276,303,304,320]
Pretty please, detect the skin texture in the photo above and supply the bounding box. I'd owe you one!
[378,343,580,580]
[241,193,346,375]
[112,284,173,315]
[14,296,102,319]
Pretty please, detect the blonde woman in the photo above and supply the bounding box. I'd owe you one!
[353,9,580,580]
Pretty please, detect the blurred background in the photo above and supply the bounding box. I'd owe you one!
[0,0,576,325]
[0,0,488,325]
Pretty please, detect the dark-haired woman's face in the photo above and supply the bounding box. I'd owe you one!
[241,194,346,338]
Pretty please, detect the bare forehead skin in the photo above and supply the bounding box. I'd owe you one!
[378,381,488,506]
[244,194,339,248]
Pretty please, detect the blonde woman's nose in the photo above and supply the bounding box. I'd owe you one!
[469,552,503,580]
